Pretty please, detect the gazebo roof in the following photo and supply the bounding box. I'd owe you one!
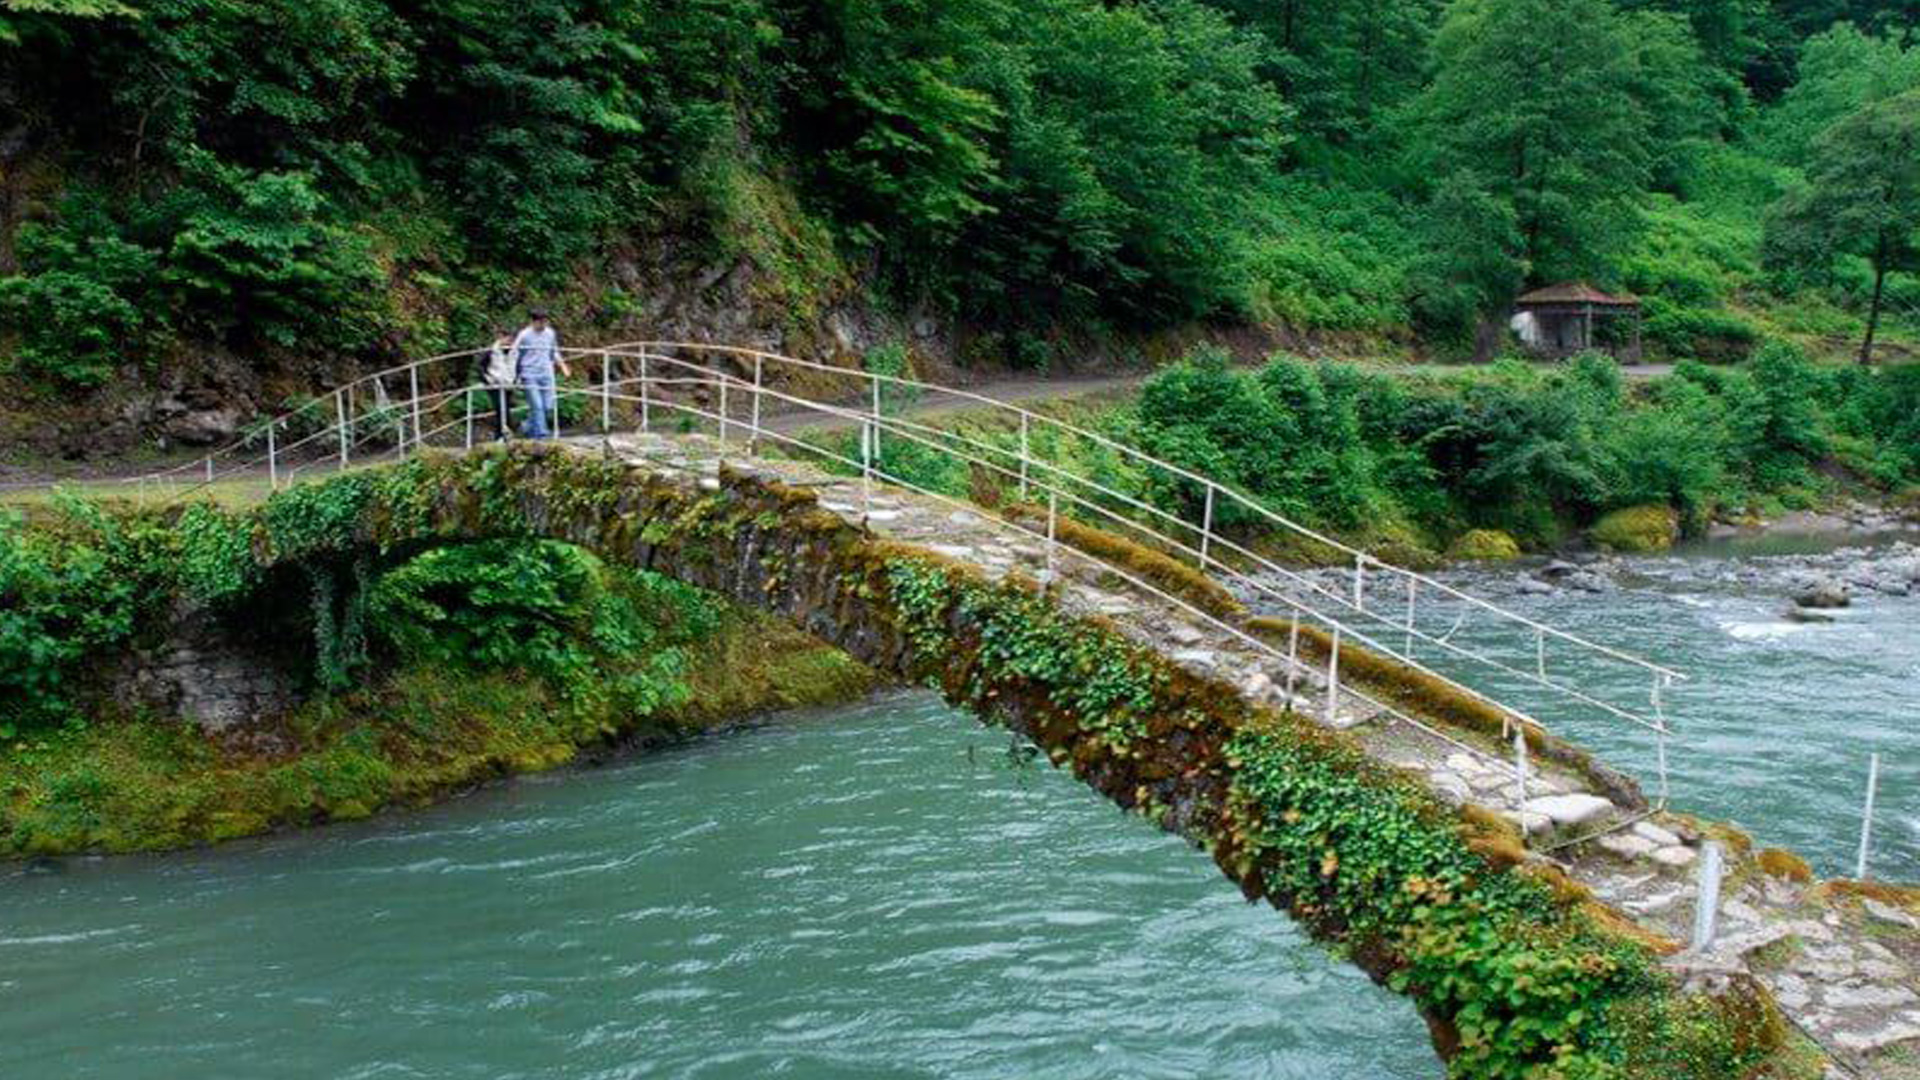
[1514,282,1639,307]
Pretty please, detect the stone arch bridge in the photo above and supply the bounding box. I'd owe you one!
[97,343,1920,1075]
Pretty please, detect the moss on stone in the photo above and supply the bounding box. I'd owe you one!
[1757,848,1814,884]
[1591,504,1679,553]
[1001,502,1245,620]
[1446,528,1522,561]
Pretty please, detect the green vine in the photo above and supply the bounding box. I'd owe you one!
[886,559,1157,748]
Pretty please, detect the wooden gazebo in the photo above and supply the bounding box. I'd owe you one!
[1509,283,1642,361]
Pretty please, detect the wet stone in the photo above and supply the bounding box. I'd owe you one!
[1863,898,1920,929]
[1597,833,1658,860]
[1650,845,1697,869]
[1632,821,1682,847]
[1502,810,1553,837]
[1167,624,1206,646]
[1428,772,1472,805]
[1522,793,1614,828]
[1824,983,1918,1010]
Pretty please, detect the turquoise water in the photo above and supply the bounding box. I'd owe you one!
[0,694,1435,1079]
[1405,542,1919,879]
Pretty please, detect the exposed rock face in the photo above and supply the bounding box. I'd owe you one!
[160,402,244,446]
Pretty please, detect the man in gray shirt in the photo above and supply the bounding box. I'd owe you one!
[511,308,570,439]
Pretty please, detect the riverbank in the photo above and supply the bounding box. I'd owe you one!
[0,606,880,858]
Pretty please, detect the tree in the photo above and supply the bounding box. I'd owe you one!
[1762,23,1920,164]
[1199,0,1442,147]
[1408,174,1525,346]
[1764,89,1920,363]
[1407,0,1662,322]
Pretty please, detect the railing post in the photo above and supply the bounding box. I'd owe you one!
[464,384,475,450]
[640,355,652,433]
[1018,413,1030,502]
[1283,613,1300,703]
[870,377,882,468]
[718,376,730,448]
[267,420,279,490]
[601,350,612,433]
[1199,482,1215,568]
[1323,627,1341,725]
[336,389,350,469]
[1512,727,1531,805]
[205,456,215,483]
[1403,577,1416,657]
[1857,752,1881,880]
[1656,726,1671,809]
[860,421,873,515]
[409,364,422,449]
[750,354,764,449]
[392,382,406,455]
[1652,673,1671,808]
[1352,553,1366,610]
[1691,841,1723,951]
[1044,487,1059,583]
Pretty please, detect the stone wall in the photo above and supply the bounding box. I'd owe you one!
[107,604,301,732]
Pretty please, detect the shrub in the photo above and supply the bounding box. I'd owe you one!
[1447,529,1522,561]
[0,501,168,732]
[366,539,715,714]
[1590,504,1678,553]
[0,193,161,387]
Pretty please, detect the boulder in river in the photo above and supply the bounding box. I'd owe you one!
[1793,578,1851,609]
[1589,504,1678,553]
[1446,528,1521,561]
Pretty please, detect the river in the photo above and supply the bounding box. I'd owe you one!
[0,694,1436,1079]
[4,536,1915,1077]
[1317,532,1920,878]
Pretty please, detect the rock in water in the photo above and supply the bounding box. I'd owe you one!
[1793,578,1851,609]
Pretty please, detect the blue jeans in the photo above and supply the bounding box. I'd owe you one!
[521,370,556,439]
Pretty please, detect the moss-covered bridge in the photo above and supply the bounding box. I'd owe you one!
[117,437,1920,1077]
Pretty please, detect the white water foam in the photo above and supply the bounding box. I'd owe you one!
[1722,619,1809,642]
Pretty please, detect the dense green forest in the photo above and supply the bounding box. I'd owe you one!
[0,0,1917,421]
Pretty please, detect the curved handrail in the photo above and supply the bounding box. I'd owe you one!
[591,342,1685,680]
[14,336,1684,804]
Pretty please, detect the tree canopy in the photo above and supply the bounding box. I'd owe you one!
[1765,88,1920,362]
[0,0,1917,392]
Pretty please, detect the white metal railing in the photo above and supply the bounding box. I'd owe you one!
[39,338,1687,806]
